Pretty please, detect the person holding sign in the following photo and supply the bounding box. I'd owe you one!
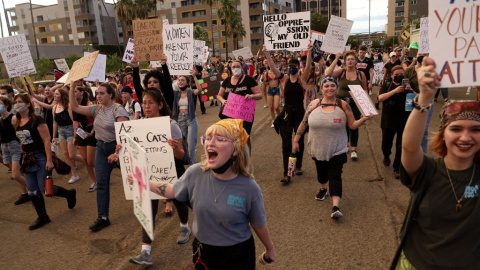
[69,80,129,232]
[293,77,372,219]
[129,118,276,269]
[325,51,367,161]
[391,57,480,269]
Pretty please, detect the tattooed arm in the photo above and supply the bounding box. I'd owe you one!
[292,100,316,152]
[127,173,175,198]
[342,100,372,130]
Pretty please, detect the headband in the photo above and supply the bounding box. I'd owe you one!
[321,76,338,88]
[214,119,249,149]
[439,100,480,131]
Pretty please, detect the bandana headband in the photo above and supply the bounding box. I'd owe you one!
[213,119,249,149]
[321,76,338,88]
[439,100,480,131]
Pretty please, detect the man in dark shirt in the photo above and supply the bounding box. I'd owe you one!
[356,45,374,94]
[383,52,401,84]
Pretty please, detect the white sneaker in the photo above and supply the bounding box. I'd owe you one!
[88,182,97,192]
[369,90,372,95]
[68,176,80,184]
[351,151,358,161]
[271,122,275,128]
[264,104,268,108]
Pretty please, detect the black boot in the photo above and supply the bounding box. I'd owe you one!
[55,186,76,209]
[29,194,50,230]
[210,100,214,107]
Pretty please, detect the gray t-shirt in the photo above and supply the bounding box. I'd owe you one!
[88,104,129,142]
[173,164,266,246]
[402,157,480,269]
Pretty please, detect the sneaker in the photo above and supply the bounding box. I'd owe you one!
[295,168,303,176]
[177,227,191,244]
[351,151,358,161]
[383,156,391,167]
[68,176,80,184]
[315,188,328,201]
[331,206,343,219]
[271,123,275,128]
[7,169,12,173]
[14,193,30,205]
[89,217,110,232]
[88,182,97,192]
[280,176,290,185]
[129,250,152,265]
[264,104,268,108]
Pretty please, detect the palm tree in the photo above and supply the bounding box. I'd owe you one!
[115,0,134,40]
[194,25,210,46]
[230,12,245,51]
[200,0,216,57]
[217,0,236,59]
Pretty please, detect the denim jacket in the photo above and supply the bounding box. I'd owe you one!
[172,87,197,121]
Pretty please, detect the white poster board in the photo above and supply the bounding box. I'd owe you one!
[83,52,106,82]
[345,45,351,52]
[202,46,209,64]
[57,72,69,84]
[372,62,384,85]
[321,15,354,54]
[54,58,70,73]
[263,11,311,51]
[163,19,169,26]
[163,24,194,75]
[126,135,154,240]
[115,117,177,200]
[123,38,135,63]
[232,47,254,60]
[311,31,323,43]
[418,17,429,54]
[429,0,479,87]
[150,61,162,68]
[0,34,36,78]
[193,40,206,65]
[348,85,378,116]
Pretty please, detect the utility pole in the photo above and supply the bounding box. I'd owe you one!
[2,0,11,36]
[29,0,40,60]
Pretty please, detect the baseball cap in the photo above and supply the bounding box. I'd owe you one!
[389,52,396,57]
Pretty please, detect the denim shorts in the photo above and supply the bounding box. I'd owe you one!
[267,86,280,96]
[1,141,22,164]
[58,125,75,142]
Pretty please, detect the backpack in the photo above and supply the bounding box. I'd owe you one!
[124,100,144,119]
[93,103,122,119]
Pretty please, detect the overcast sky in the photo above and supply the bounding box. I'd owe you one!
[1,0,388,37]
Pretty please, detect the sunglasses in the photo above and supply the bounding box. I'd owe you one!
[444,101,480,116]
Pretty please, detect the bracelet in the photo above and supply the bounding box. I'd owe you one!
[412,95,433,113]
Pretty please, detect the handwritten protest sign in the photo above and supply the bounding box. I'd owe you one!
[429,0,480,87]
[57,72,69,84]
[163,24,194,75]
[115,116,177,200]
[126,135,154,240]
[193,40,206,65]
[232,47,254,60]
[222,93,256,122]
[133,18,163,62]
[372,62,384,85]
[123,38,135,63]
[163,19,169,26]
[198,75,221,102]
[312,37,325,62]
[419,18,429,54]
[321,15,354,54]
[311,30,324,43]
[83,52,106,82]
[202,46,209,63]
[345,45,351,52]
[348,85,378,116]
[54,58,70,73]
[0,34,36,78]
[150,61,162,68]
[65,51,98,84]
[362,41,373,47]
[263,11,310,51]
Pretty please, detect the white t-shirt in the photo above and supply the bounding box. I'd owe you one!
[124,100,142,120]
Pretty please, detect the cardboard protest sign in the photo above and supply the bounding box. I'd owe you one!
[348,85,378,116]
[83,52,106,82]
[429,0,480,87]
[418,17,429,54]
[123,38,135,63]
[133,18,163,62]
[198,75,221,102]
[321,15,354,54]
[115,117,177,200]
[57,72,69,84]
[125,134,154,240]
[163,24,194,75]
[232,47,254,60]
[163,19,169,26]
[372,62,384,85]
[193,40,206,65]
[263,11,311,51]
[65,51,99,84]
[222,93,256,122]
[202,46,209,64]
[0,34,36,78]
[54,58,70,73]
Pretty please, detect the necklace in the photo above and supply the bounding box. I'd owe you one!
[212,180,229,203]
[445,162,475,212]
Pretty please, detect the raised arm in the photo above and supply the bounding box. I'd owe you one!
[191,68,202,95]
[299,42,313,87]
[161,54,175,110]
[325,53,344,78]
[262,45,282,78]
[69,81,92,116]
[130,56,144,99]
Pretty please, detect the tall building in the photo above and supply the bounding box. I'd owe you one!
[387,0,428,37]
[299,0,347,18]
[5,0,123,46]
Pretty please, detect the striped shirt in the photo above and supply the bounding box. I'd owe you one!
[88,104,128,142]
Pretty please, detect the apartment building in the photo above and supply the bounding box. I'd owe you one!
[5,0,123,46]
[300,0,347,19]
[386,0,428,37]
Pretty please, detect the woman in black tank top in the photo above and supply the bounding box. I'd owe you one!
[29,84,55,138]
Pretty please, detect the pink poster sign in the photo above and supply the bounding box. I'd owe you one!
[222,93,256,122]
[348,85,378,116]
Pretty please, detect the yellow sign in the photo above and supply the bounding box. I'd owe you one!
[20,75,35,93]
[401,30,410,40]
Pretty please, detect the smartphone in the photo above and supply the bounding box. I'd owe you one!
[402,78,409,87]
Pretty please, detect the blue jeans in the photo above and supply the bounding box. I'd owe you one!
[95,140,117,218]
[24,153,57,196]
[178,113,198,165]
[421,104,434,154]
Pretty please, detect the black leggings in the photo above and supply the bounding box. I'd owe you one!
[141,199,191,244]
[313,153,347,198]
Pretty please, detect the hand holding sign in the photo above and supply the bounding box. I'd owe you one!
[222,93,256,122]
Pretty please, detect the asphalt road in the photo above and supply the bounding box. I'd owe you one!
[0,86,473,269]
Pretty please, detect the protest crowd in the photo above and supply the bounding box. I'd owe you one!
[1,6,480,269]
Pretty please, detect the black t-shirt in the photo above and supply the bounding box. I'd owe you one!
[356,57,374,81]
[384,59,401,78]
[16,115,47,153]
[379,82,411,129]
[0,113,19,143]
[285,78,304,106]
[221,75,258,100]
[73,99,89,128]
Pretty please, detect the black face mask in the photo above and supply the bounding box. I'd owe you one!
[212,158,234,174]
[289,67,298,75]
[179,85,188,91]
[393,75,404,84]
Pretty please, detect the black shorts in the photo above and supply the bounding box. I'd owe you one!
[75,126,97,147]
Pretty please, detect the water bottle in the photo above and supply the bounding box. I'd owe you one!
[405,90,414,111]
[258,252,272,265]
[45,176,54,197]
[51,141,58,153]
[287,153,297,177]
[76,127,88,139]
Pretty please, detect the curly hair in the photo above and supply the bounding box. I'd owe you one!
[55,88,70,109]
[143,70,166,90]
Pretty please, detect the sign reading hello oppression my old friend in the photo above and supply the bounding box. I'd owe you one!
[0,34,36,78]
[263,11,311,51]
[133,18,163,62]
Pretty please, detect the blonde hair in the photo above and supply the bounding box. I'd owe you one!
[200,125,253,178]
